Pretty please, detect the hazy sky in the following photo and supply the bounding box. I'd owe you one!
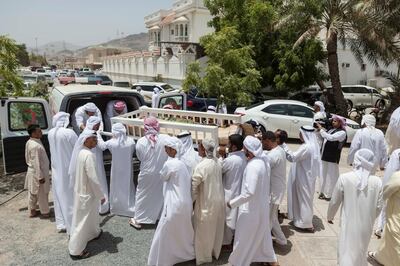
[0,0,171,48]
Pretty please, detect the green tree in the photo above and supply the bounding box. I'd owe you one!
[284,0,400,116]
[30,53,48,66]
[184,26,261,106]
[0,35,25,97]
[204,0,327,92]
[16,44,30,66]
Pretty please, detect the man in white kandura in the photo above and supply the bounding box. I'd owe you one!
[148,136,195,266]
[385,106,400,154]
[129,116,168,229]
[103,100,127,132]
[282,125,322,232]
[219,134,247,246]
[375,148,400,237]
[48,112,78,233]
[313,101,327,147]
[68,130,105,260]
[72,102,103,134]
[348,114,387,172]
[177,131,200,174]
[192,139,225,265]
[262,131,287,246]
[317,115,347,201]
[151,88,160,108]
[97,123,135,217]
[327,149,383,266]
[228,136,278,266]
[69,116,109,214]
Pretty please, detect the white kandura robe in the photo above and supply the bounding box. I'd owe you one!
[221,150,247,245]
[103,100,127,132]
[320,129,346,198]
[151,92,160,108]
[48,126,78,233]
[94,134,109,214]
[192,157,225,265]
[265,146,287,245]
[282,143,316,229]
[134,134,169,224]
[228,157,277,266]
[313,111,326,147]
[148,158,195,266]
[72,106,104,134]
[69,148,104,256]
[385,106,400,154]
[98,136,136,217]
[348,127,388,171]
[327,172,383,266]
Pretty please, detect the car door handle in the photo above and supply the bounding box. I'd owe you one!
[262,116,269,120]
[292,119,299,123]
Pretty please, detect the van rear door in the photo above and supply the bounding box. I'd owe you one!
[157,92,187,110]
[0,98,52,175]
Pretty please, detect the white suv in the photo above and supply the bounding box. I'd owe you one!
[131,82,180,104]
[328,85,387,110]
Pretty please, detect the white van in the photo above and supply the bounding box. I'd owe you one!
[0,84,186,174]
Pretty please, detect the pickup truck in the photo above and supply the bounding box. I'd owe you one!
[0,85,186,174]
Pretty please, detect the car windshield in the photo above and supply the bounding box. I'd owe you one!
[245,102,264,110]
[161,84,175,92]
[23,76,37,82]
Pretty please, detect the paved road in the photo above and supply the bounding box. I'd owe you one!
[0,143,384,265]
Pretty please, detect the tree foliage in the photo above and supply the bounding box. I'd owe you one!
[30,53,48,66]
[283,0,400,116]
[183,0,327,107]
[16,44,30,66]
[0,35,25,97]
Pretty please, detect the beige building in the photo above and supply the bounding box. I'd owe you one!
[103,0,213,86]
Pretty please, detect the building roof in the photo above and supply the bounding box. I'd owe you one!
[160,12,176,26]
[172,16,189,23]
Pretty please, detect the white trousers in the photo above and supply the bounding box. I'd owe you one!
[269,203,287,245]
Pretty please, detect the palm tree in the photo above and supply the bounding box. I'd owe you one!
[286,0,400,116]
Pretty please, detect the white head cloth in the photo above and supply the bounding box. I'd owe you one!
[361,114,376,128]
[383,148,400,185]
[112,123,127,144]
[177,131,198,170]
[243,135,264,157]
[163,136,181,158]
[314,101,325,113]
[52,112,70,128]
[202,138,216,158]
[300,125,322,178]
[83,102,98,112]
[68,129,97,186]
[353,149,375,191]
[207,105,216,112]
[153,87,160,94]
[86,116,102,130]
[389,107,400,137]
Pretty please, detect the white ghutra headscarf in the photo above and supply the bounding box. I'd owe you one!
[352,149,375,191]
[112,123,127,144]
[52,112,70,128]
[163,136,182,158]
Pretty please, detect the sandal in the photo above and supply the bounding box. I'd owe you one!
[129,218,142,230]
[70,250,90,260]
[318,193,326,200]
[29,210,38,218]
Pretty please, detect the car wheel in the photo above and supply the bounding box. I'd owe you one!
[346,100,353,112]
[376,99,385,109]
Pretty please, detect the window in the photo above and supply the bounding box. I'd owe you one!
[342,87,351,93]
[262,104,288,115]
[185,24,188,36]
[287,104,314,118]
[171,29,174,35]
[8,102,48,131]
[159,95,183,110]
[180,24,184,36]
[175,25,178,36]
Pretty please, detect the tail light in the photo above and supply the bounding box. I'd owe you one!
[187,100,193,107]
[96,80,102,85]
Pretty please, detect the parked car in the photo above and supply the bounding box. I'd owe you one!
[58,72,75,85]
[307,85,388,111]
[288,91,322,106]
[94,75,112,85]
[113,81,131,88]
[21,74,46,89]
[234,99,360,143]
[38,73,54,86]
[186,87,217,112]
[0,85,186,174]
[131,82,180,103]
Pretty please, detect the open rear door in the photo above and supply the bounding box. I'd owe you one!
[0,98,52,175]
[157,92,187,110]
